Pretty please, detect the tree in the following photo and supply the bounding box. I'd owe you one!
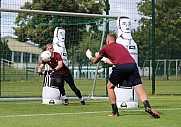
[67,31,103,78]
[13,0,106,48]
[0,39,11,60]
[13,0,106,77]
[133,0,181,61]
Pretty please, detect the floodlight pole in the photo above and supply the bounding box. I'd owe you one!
[151,0,156,95]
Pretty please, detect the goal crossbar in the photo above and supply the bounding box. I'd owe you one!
[0,8,117,19]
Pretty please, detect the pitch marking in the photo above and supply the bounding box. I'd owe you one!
[0,108,181,118]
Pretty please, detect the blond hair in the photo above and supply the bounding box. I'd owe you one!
[45,43,53,49]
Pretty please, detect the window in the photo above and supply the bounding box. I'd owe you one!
[14,52,21,63]
[23,52,30,63]
[32,54,39,63]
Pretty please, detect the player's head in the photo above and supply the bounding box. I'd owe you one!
[45,43,54,54]
[106,33,117,45]
[117,16,131,33]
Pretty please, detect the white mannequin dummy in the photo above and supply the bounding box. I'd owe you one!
[115,17,139,108]
[116,17,138,64]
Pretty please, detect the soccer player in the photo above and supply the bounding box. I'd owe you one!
[86,33,160,118]
[38,43,85,105]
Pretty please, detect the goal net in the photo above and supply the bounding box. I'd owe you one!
[0,8,117,100]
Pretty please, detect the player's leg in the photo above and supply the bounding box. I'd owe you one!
[58,79,69,105]
[108,65,126,116]
[134,84,148,101]
[107,80,120,116]
[54,75,69,105]
[50,77,59,88]
[50,74,64,97]
[130,63,160,118]
[62,72,85,105]
[134,84,160,118]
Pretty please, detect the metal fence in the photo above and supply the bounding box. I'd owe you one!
[0,0,180,98]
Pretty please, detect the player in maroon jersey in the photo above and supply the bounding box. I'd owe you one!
[38,43,85,105]
[86,33,160,118]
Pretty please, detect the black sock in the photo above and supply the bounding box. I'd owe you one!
[143,100,151,109]
[111,103,118,114]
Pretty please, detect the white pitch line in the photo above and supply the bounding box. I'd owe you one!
[0,111,110,118]
[0,108,181,118]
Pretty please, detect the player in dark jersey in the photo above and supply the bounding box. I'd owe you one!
[38,43,85,105]
[86,33,160,118]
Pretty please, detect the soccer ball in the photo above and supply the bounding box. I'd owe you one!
[41,51,51,62]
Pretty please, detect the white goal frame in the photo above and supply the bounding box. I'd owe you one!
[0,8,117,101]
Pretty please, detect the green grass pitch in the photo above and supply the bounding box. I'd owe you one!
[0,96,181,127]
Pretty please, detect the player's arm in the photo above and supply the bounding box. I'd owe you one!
[38,63,44,76]
[38,63,44,72]
[90,54,102,64]
[86,49,113,64]
[54,53,64,71]
[101,57,113,65]
[54,60,63,71]
[93,53,113,65]
[85,49,100,64]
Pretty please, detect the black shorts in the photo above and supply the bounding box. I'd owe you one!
[109,63,142,87]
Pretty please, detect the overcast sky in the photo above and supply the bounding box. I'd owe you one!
[1,0,141,37]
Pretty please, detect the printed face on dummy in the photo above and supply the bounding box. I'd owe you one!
[117,17,133,40]
[119,18,131,33]
[58,29,65,43]
[53,27,66,47]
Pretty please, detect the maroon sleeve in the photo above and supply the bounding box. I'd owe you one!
[41,60,45,64]
[99,46,106,57]
[55,52,63,62]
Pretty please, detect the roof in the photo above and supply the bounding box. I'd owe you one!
[6,38,42,54]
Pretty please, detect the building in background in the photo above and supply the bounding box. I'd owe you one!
[3,36,42,71]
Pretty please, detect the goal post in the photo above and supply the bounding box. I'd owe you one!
[0,8,117,100]
[88,19,107,99]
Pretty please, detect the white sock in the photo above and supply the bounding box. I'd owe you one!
[62,95,68,100]
[79,98,84,101]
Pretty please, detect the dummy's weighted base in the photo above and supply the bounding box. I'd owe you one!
[42,86,62,105]
[42,99,62,105]
[115,86,139,108]
[117,101,139,108]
